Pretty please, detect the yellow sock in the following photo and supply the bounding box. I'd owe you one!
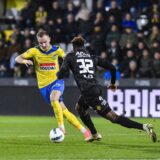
[63,108,83,130]
[51,101,64,127]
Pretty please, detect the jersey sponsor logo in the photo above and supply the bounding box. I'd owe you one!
[76,51,90,58]
[39,63,56,70]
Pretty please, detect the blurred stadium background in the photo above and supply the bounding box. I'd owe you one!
[0,0,159,117]
[0,0,160,159]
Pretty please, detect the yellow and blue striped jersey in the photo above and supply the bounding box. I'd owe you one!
[23,45,65,88]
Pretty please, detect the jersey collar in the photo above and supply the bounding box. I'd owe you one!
[38,45,59,54]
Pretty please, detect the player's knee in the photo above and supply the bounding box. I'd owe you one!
[95,104,111,118]
[75,103,87,116]
[50,95,59,102]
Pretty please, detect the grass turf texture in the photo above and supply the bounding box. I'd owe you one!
[0,116,160,160]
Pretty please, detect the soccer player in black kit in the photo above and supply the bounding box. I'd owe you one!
[58,36,157,143]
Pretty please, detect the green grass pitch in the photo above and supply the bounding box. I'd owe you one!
[0,116,160,160]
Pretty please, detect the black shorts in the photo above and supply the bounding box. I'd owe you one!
[78,85,111,115]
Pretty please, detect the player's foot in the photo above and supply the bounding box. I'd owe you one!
[92,133,102,141]
[84,130,93,142]
[59,127,66,135]
[143,124,157,143]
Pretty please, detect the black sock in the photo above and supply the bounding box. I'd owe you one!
[116,116,143,130]
[80,114,97,134]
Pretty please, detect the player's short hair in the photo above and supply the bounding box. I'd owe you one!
[36,30,49,38]
[71,36,85,47]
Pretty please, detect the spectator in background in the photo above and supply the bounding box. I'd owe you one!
[119,49,137,76]
[122,42,135,58]
[107,0,122,25]
[139,49,153,78]
[36,17,49,32]
[75,3,92,37]
[7,38,21,76]
[13,63,21,78]
[47,0,64,25]
[89,25,105,55]
[136,30,146,42]
[10,27,23,44]
[147,3,159,19]
[150,40,160,56]
[136,41,147,61]
[96,50,108,78]
[146,25,160,49]
[35,6,47,26]
[122,60,138,78]
[93,0,106,17]
[0,40,7,64]
[0,40,9,77]
[7,38,21,62]
[119,26,138,49]
[65,14,78,43]
[107,40,122,62]
[150,13,160,27]
[93,12,105,30]
[24,66,35,78]
[20,28,34,48]
[18,0,35,29]
[122,12,137,32]
[152,51,160,78]
[65,2,77,16]
[51,17,66,43]
[5,7,19,23]
[0,62,8,78]
[100,50,108,60]
[105,24,121,47]
[104,15,121,33]
[22,38,32,52]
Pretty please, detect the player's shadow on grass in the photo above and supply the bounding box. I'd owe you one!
[92,141,160,153]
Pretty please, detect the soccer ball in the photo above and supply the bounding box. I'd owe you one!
[49,128,64,143]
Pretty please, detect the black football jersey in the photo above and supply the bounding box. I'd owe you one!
[58,48,116,92]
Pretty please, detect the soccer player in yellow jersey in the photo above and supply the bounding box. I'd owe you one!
[15,30,92,141]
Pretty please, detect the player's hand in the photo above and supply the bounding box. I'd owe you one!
[22,60,33,67]
[108,84,117,92]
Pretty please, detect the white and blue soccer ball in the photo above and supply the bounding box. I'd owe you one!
[49,128,64,143]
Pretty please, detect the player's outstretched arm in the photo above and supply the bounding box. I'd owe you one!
[15,54,33,67]
[97,57,116,83]
[97,57,117,91]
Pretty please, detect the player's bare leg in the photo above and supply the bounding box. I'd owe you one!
[76,103,102,142]
[50,90,65,133]
[104,110,157,143]
[60,102,92,141]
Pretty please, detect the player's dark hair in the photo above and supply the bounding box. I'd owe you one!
[71,36,85,48]
[36,30,49,38]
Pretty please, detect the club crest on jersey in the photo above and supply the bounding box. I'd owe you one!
[39,63,56,70]
[52,55,57,59]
